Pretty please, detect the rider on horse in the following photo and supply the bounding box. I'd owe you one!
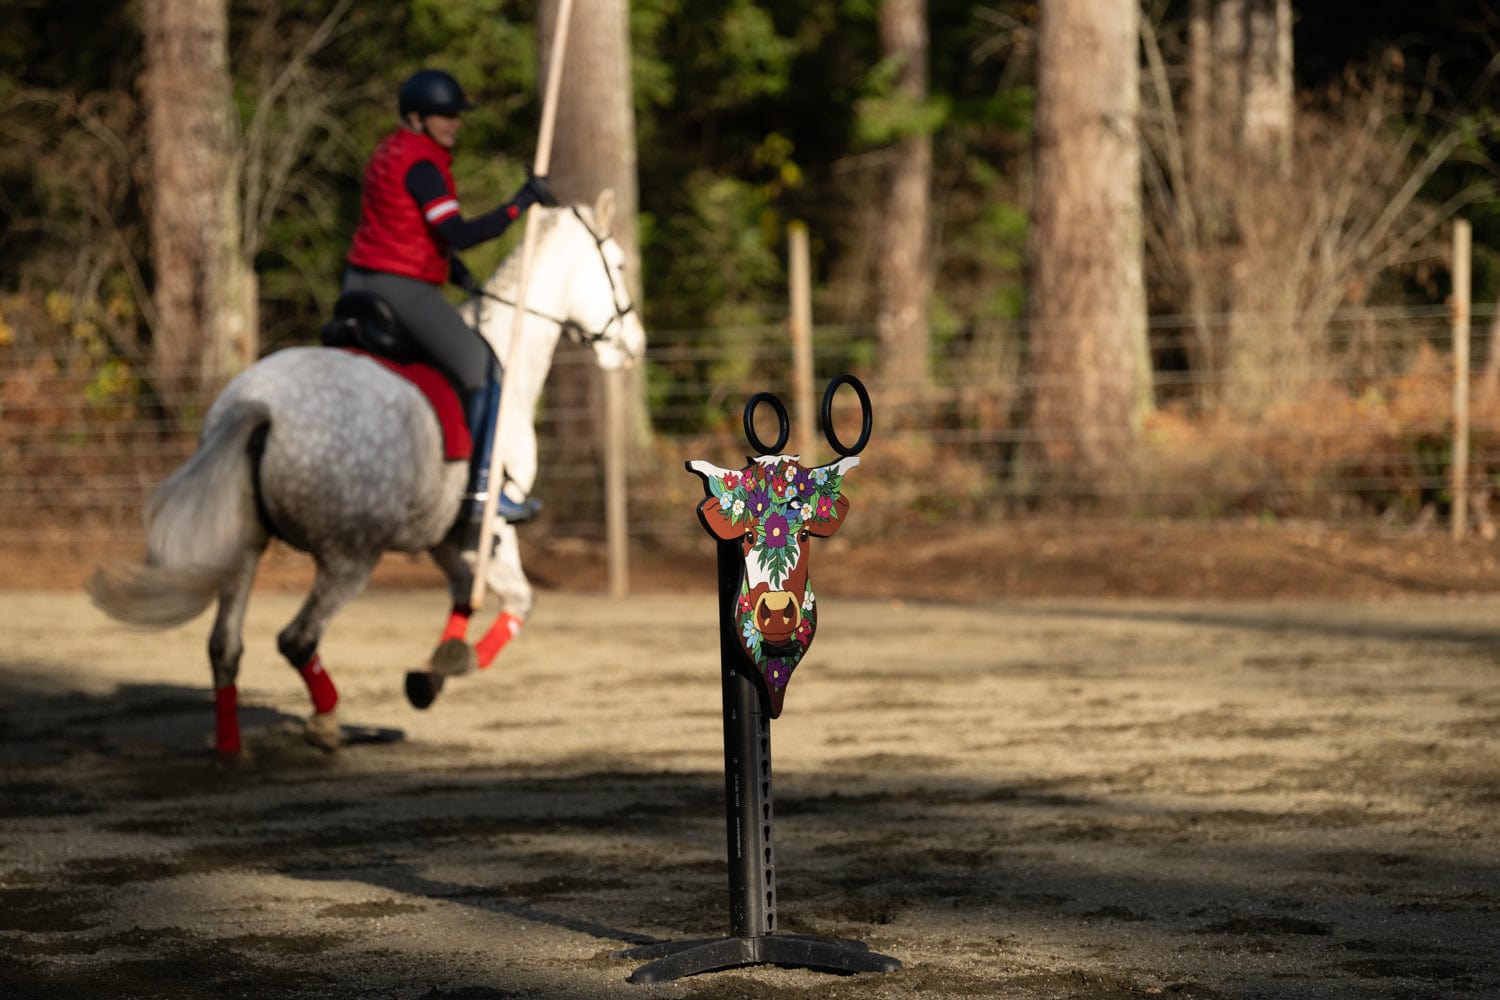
[343,68,554,547]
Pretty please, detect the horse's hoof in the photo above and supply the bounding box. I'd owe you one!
[304,710,342,752]
[431,638,478,677]
[405,670,444,709]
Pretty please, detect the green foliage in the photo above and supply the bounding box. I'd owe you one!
[646,0,798,112]
[679,174,783,325]
[853,55,951,147]
[854,89,951,147]
[10,0,1493,462]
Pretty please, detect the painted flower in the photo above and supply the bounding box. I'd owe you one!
[795,618,813,643]
[741,618,762,656]
[802,589,815,611]
[737,592,754,614]
[813,467,829,485]
[719,493,734,512]
[746,488,772,519]
[815,494,834,520]
[762,511,792,549]
[764,657,792,690]
[791,467,816,498]
[722,471,740,489]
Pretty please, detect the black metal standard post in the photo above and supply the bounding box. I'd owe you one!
[617,541,901,984]
[720,538,775,940]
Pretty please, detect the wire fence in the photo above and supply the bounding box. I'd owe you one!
[4,304,1500,548]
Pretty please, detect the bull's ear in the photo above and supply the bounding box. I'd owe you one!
[806,494,850,538]
[697,498,745,540]
[686,459,738,483]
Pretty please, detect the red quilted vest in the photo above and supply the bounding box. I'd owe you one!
[348,129,458,284]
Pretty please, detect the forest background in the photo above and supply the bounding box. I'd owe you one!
[5,0,1500,549]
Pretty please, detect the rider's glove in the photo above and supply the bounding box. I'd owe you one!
[513,172,559,210]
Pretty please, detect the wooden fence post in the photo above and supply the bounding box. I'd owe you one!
[604,368,629,598]
[788,223,815,461]
[1452,218,1472,541]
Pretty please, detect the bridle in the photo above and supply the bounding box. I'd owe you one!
[474,206,636,347]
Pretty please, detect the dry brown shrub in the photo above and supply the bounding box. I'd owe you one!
[1138,342,1497,519]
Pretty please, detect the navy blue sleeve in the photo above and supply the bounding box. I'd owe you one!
[404,161,520,251]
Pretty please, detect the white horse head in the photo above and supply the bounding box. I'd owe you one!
[569,189,647,371]
[471,189,646,374]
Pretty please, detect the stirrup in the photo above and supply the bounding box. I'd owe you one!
[454,494,542,546]
[497,493,542,524]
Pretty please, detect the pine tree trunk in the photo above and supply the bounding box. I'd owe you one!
[140,0,254,421]
[1241,0,1294,172]
[1185,0,1219,403]
[1210,0,1297,411]
[536,0,644,528]
[874,0,933,425]
[1027,0,1150,492]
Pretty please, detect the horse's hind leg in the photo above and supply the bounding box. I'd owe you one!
[207,547,265,758]
[277,553,378,751]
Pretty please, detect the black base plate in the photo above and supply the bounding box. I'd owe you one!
[615,933,900,985]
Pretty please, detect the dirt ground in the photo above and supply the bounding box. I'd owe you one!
[8,515,1500,601]
[2,519,1499,998]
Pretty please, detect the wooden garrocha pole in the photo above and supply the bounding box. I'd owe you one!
[470,0,576,608]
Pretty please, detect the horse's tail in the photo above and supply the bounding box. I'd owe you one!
[89,399,271,628]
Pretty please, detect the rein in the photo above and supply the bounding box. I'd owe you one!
[473,207,635,346]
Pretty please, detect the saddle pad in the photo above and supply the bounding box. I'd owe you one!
[342,349,472,461]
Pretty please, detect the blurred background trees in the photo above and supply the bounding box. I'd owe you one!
[2,0,1499,517]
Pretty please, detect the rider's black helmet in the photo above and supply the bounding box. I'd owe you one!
[398,69,476,117]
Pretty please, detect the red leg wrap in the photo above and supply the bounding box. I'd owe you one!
[440,604,472,644]
[215,685,241,756]
[298,654,339,714]
[475,612,522,669]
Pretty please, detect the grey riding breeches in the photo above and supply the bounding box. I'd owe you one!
[341,267,495,395]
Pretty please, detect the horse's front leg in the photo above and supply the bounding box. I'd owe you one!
[277,553,378,750]
[415,525,531,705]
[425,600,521,676]
[468,520,533,667]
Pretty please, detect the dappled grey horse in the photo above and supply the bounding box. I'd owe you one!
[90,193,644,756]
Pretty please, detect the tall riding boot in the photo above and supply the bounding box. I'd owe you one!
[454,379,540,556]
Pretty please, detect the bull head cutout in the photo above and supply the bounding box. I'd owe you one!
[688,453,859,717]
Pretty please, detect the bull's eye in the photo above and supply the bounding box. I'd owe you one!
[799,530,809,542]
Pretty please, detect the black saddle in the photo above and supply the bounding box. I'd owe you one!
[320,291,422,365]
